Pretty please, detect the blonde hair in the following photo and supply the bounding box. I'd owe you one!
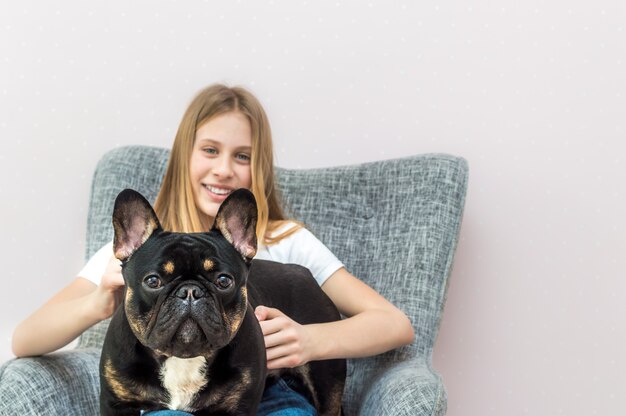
[154,84,299,244]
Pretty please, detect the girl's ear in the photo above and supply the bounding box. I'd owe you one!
[112,189,162,262]
[213,189,258,262]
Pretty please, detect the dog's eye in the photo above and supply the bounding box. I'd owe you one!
[143,275,162,289]
[216,274,233,290]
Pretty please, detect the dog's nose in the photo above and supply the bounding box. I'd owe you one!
[175,284,205,300]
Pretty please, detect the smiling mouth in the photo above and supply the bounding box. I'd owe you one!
[203,185,233,196]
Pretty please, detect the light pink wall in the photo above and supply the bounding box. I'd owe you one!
[2,1,624,414]
[434,139,625,415]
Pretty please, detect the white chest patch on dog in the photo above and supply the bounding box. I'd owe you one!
[160,356,208,411]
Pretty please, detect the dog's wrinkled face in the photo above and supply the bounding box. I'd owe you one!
[111,189,258,359]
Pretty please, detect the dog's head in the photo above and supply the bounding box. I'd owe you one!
[111,188,257,358]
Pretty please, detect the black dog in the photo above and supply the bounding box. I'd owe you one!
[99,188,345,415]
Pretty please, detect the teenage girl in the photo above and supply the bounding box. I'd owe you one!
[12,84,414,415]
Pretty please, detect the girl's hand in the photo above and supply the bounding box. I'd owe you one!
[255,305,315,369]
[90,256,125,320]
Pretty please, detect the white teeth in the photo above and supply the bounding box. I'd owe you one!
[205,185,232,195]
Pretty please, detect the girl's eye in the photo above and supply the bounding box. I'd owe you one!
[216,274,234,290]
[144,275,162,289]
[236,153,251,162]
[203,147,217,155]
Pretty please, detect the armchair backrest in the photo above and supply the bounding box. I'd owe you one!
[79,145,468,411]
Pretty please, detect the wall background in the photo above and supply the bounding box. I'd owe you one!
[1,1,624,415]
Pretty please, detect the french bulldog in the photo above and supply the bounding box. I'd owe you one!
[99,188,345,415]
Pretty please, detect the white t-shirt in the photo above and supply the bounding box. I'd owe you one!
[77,222,344,287]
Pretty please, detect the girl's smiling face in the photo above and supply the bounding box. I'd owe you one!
[189,111,253,226]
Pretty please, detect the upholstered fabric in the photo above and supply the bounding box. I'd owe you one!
[359,358,447,416]
[0,145,467,415]
[0,348,101,415]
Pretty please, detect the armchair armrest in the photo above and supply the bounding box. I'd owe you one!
[358,358,447,416]
[0,348,101,415]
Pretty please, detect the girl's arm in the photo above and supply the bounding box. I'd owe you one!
[255,267,414,369]
[11,256,124,358]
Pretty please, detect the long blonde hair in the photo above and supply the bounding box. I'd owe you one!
[154,84,298,244]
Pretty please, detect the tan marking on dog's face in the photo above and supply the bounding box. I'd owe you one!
[203,259,214,271]
[124,287,150,343]
[222,286,248,338]
[163,261,175,274]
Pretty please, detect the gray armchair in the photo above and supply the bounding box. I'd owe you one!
[0,145,468,416]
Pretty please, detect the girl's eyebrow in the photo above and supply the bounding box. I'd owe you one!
[195,138,220,144]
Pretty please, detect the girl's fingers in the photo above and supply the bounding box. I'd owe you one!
[258,318,286,337]
[255,305,286,321]
[265,343,298,362]
[267,353,303,370]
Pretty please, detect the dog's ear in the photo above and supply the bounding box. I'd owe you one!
[112,189,162,262]
[213,189,258,261]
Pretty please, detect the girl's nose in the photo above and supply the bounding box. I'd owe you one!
[213,156,234,178]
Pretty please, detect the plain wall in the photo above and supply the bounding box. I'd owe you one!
[1,1,624,415]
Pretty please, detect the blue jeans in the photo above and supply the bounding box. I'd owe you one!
[143,377,316,416]
[257,377,316,416]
